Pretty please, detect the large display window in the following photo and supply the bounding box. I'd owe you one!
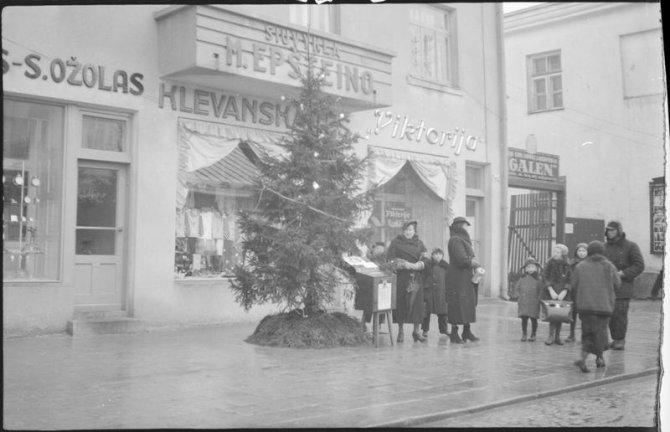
[174,119,283,279]
[3,99,64,281]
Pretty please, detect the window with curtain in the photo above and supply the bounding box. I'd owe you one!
[528,50,563,113]
[409,5,458,88]
[175,121,269,279]
[3,99,64,281]
[288,4,340,34]
[370,164,445,249]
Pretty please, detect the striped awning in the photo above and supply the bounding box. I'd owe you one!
[183,145,259,189]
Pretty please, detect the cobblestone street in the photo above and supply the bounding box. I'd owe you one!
[420,374,660,428]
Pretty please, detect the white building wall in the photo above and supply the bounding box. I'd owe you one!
[505,3,665,272]
[2,4,506,335]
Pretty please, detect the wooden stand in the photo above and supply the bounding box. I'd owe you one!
[371,310,394,347]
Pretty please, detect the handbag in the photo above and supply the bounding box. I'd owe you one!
[540,300,574,323]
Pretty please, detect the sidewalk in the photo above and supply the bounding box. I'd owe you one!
[3,299,663,429]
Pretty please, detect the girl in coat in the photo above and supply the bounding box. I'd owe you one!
[567,243,588,342]
[386,220,429,343]
[542,243,572,345]
[515,257,543,342]
[421,248,449,338]
[446,216,482,343]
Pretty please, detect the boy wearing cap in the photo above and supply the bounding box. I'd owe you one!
[603,221,645,350]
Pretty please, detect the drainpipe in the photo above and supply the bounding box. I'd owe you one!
[495,3,510,300]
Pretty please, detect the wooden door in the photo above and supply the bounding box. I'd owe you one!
[74,162,126,307]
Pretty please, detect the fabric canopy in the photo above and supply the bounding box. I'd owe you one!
[367,146,457,221]
[176,119,287,209]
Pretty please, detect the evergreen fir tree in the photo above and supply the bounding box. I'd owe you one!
[231,66,374,316]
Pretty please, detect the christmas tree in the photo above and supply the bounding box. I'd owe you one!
[231,66,373,318]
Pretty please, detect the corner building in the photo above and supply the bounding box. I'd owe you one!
[2,4,507,336]
[504,3,665,293]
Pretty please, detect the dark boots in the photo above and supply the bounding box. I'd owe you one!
[449,326,464,344]
[461,324,479,342]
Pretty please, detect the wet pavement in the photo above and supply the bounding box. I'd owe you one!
[422,373,659,427]
[3,299,663,429]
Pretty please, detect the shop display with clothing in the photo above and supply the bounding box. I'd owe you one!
[174,119,284,279]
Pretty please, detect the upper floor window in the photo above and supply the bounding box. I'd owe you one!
[409,5,458,88]
[288,4,340,34]
[528,51,563,113]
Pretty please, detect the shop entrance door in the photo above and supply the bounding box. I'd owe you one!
[74,162,126,307]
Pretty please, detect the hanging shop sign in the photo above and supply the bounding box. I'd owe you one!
[649,177,665,254]
[363,109,484,156]
[154,5,393,109]
[508,147,559,182]
[2,48,144,95]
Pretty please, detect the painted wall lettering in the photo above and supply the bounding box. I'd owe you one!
[2,49,144,95]
[158,83,296,128]
[364,109,484,156]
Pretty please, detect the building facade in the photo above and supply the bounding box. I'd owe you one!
[504,3,665,290]
[3,4,506,336]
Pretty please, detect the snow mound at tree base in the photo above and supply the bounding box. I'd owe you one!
[246,311,372,348]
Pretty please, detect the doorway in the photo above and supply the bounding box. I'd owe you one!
[74,161,127,308]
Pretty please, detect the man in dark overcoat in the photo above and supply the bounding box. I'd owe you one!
[603,220,645,350]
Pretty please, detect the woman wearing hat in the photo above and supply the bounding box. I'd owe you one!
[386,220,429,343]
[445,216,482,343]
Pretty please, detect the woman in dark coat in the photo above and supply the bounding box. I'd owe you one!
[572,241,620,372]
[421,248,449,337]
[446,216,482,343]
[386,220,429,343]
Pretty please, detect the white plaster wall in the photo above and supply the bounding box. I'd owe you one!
[3,4,507,335]
[505,3,665,271]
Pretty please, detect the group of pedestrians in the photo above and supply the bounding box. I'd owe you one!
[358,218,646,374]
[513,220,645,372]
[361,216,483,345]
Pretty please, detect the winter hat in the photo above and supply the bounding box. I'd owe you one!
[402,220,418,231]
[606,220,623,234]
[574,243,588,256]
[451,216,470,227]
[553,243,569,257]
[523,257,539,267]
[587,240,605,256]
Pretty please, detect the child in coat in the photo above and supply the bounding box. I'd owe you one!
[542,244,572,345]
[567,243,588,342]
[515,257,543,341]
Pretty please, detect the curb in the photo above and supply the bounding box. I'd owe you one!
[372,367,659,428]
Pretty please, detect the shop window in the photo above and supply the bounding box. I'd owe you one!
[370,164,444,249]
[409,5,458,88]
[527,51,563,113]
[3,99,64,281]
[289,4,340,34]
[175,137,259,279]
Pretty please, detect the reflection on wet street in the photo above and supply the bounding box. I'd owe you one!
[3,299,662,429]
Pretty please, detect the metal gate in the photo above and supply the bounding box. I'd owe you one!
[507,191,556,297]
